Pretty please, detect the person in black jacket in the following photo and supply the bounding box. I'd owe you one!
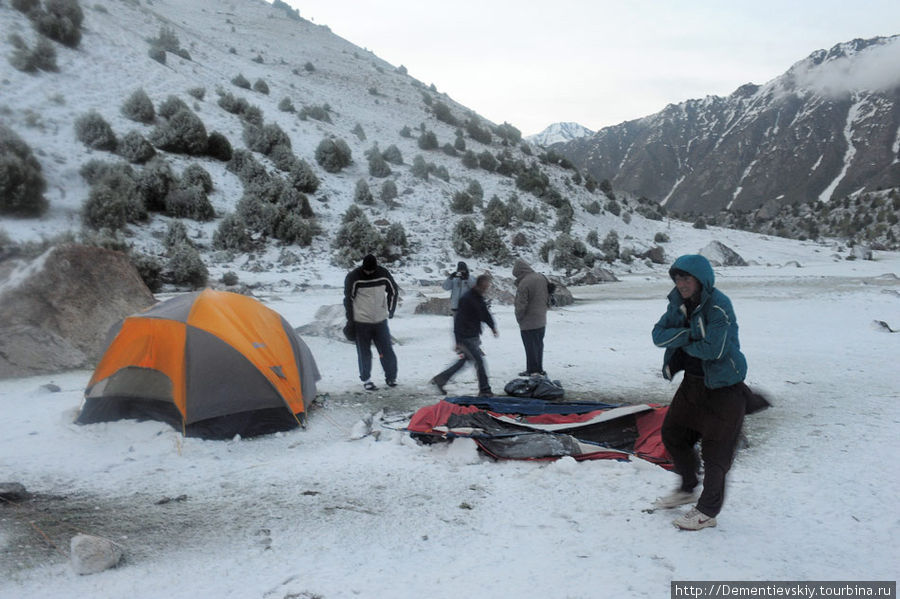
[344,254,399,391]
[430,274,499,397]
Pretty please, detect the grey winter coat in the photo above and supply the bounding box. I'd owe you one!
[513,259,549,330]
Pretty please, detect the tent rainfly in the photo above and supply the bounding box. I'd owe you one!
[78,289,320,439]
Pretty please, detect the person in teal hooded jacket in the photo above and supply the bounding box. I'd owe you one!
[651,254,753,531]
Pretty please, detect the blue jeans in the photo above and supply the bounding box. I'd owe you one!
[432,336,491,394]
[355,320,397,382]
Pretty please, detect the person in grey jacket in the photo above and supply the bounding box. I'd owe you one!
[513,259,549,376]
[442,261,475,315]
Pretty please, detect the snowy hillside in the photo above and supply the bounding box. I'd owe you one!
[527,121,594,147]
[0,0,644,292]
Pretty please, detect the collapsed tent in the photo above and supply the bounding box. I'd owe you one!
[407,396,672,467]
[78,289,320,439]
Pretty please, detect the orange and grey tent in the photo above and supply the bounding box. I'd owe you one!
[78,289,320,439]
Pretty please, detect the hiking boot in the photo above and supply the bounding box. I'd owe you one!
[478,390,494,397]
[653,489,697,509]
[518,371,530,377]
[363,381,378,391]
[385,379,397,388]
[430,378,446,395]
[673,507,717,530]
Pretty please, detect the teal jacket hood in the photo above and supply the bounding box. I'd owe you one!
[669,254,715,295]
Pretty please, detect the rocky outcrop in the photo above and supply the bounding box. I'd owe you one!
[0,244,155,378]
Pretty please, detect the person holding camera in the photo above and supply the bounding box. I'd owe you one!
[442,261,475,315]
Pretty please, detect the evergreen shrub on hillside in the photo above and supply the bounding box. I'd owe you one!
[122,89,156,123]
[352,124,366,141]
[253,78,269,94]
[243,122,290,156]
[654,232,670,243]
[167,242,207,289]
[158,95,189,119]
[164,184,213,220]
[82,185,127,231]
[75,111,117,151]
[148,47,166,65]
[410,155,429,180]
[187,87,206,101]
[451,191,474,214]
[0,124,48,216]
[288,159,319,193]
[278,97,295,112]
[332,209,383,267]
[380,179,398,205]
[136,158,176,212]
[432,101,458,126]
[118,130,156,164]
[34,0,84,48]
[150,108,208,155]
[483,196,510,227]
[231,74,251,89]
[275,213,318,246]
[213,213,253,252]
[382,144,403,165]
[299,104,331,123]
[206,131,233,161]
[417,130,438,150]
[315,137,351,173]
[477,151,497,172]
[368,148,391,178]
[354,179,374,205]
[8,34,58,72]
[181,163,212,192]
[129,251,163,292]
[164,220,190,249]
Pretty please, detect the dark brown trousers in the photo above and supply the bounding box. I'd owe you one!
[661,374,747,517]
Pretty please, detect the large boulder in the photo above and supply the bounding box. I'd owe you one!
[699,240,748,267]
[0,244,155,379]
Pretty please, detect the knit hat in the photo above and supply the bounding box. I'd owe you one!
[457,261,468,273]
[362,254,377,271]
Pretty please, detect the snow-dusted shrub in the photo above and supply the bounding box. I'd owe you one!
[382,144,403,165]
[12,0,40,12]
[477,151,497,172]
[303,61,315,72]
[278,97,295,112]
[252,78,269,94]
[466,119,492,145]
[148,46,166,64]
[8,35,58,72]
[167,242,208,289]
[380,179,398,205]
[150,108,208,155]
[451,191,474,214]
[333,209,383,267]
[693,217,707,229]
[288,159,319,193]
[601,230,619,262]
[34,0,84,48]
[0,124,48,216]
[236,192,278,237]
[383,222,408,256]
[586,230,599,248]
[206,131,233,161]
[461,150,478,169]
[549,234,590,274]
[148,26,189,59]
[494,122,522,145]
[478,224,510,264]
[432,101,458,126]
[158,95,189,119]
[129,251,163,292]
[82,185,127,231]
[352,124,366,141]
[117,131,156,164]
[417,130,438,150]
[83,161,146,223]
[452,217,479,257]
[231,73,251,89]
[75,111,117,151]
[217,91,250,115]
[227,149,268,186]
[164,184,213,221]
[441,143,458,157]
[275,213,318,246]
[368,148,391,178]
[354,179,374,205]
[483,196,510,227]
[136,158,176,212]
[181,163,212,193]
[654,232,670,243]
[187,87,205,101]
[585,200,602,215]
[399,126,412,138]
[454,134,466,152]
[315,137,351,173]
[555,200,574,233]
[220,271,239,286]
[121,89,155,124]
[410,155,429,180]
[299,104,331,123]
[243,122,290,156]
[213,213,253,252]
[164,220,190,249]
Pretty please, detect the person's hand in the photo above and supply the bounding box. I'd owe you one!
[492,328,499,338]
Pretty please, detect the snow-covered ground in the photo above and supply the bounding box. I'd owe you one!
[2,244,898,599]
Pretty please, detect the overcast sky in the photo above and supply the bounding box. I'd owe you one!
[286,1,900,136]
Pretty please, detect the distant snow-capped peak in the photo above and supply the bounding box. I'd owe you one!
[527,122,594,146]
